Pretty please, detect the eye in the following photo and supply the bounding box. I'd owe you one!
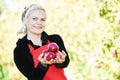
[32,17,38,20]
[41,18,46,21]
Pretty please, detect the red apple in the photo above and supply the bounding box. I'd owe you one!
[56,51,62,59]
[46,52,56,61]
[48,42,59,53]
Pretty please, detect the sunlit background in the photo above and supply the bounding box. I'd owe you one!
[1,0,120,80]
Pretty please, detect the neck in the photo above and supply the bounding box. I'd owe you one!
[27,32,42,46]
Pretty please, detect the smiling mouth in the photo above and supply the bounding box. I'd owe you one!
[35,26,42,29]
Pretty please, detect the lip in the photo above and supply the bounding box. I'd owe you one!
[34,26,42,29]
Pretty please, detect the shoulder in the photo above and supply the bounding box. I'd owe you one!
[48,34,63,42]
[14,37,31,55]
[14,39,28,53]
[48,34,62,39]
[15,35,32,47]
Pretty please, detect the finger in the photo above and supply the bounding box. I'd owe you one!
[45,59,54,64]
[54,58,59,63]
[55,60,63,64]
[54,57,64,64]
[38,53,47,63]
[49,59,54,64]
[62,50,67,57]
[38,53,44,60]
[43,53,48,60]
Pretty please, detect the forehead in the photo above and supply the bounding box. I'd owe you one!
[28,9,46,18]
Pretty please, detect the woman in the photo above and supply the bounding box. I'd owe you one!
[13,4,70,80]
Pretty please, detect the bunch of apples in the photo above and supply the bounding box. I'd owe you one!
[42,42,62,61]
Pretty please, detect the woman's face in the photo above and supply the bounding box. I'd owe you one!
[26,9,46,35]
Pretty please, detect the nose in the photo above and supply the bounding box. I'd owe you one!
[37,19,45,25]
[37,20,42,25]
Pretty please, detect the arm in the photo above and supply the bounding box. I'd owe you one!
[48,34,70,68]
[13,43,48,80]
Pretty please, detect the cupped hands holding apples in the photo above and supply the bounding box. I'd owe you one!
[38,42,66,66]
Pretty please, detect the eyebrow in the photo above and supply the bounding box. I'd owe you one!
[32,16,46,19]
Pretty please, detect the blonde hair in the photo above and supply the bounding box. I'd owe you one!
[17,4,46,34]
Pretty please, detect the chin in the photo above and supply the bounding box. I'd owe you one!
[35,32,43,35]
[31,31,42,35]
[31,29,44,35]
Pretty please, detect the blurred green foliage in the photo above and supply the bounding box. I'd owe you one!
[0,0,5,15]
[0,0,120,80]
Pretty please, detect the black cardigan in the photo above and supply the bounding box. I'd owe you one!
[13,32,70,80]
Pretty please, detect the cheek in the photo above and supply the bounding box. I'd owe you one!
[26,21,33,30]
[43,22,46,26]
[26,20,33,27]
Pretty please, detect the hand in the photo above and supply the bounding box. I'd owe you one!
[38,53,54,66]
[54,50,66,64]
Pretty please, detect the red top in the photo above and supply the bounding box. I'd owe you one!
[28,41,67,80]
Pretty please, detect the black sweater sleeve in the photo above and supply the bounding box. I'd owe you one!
[14,43,48,80]
[48,34,70,68]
